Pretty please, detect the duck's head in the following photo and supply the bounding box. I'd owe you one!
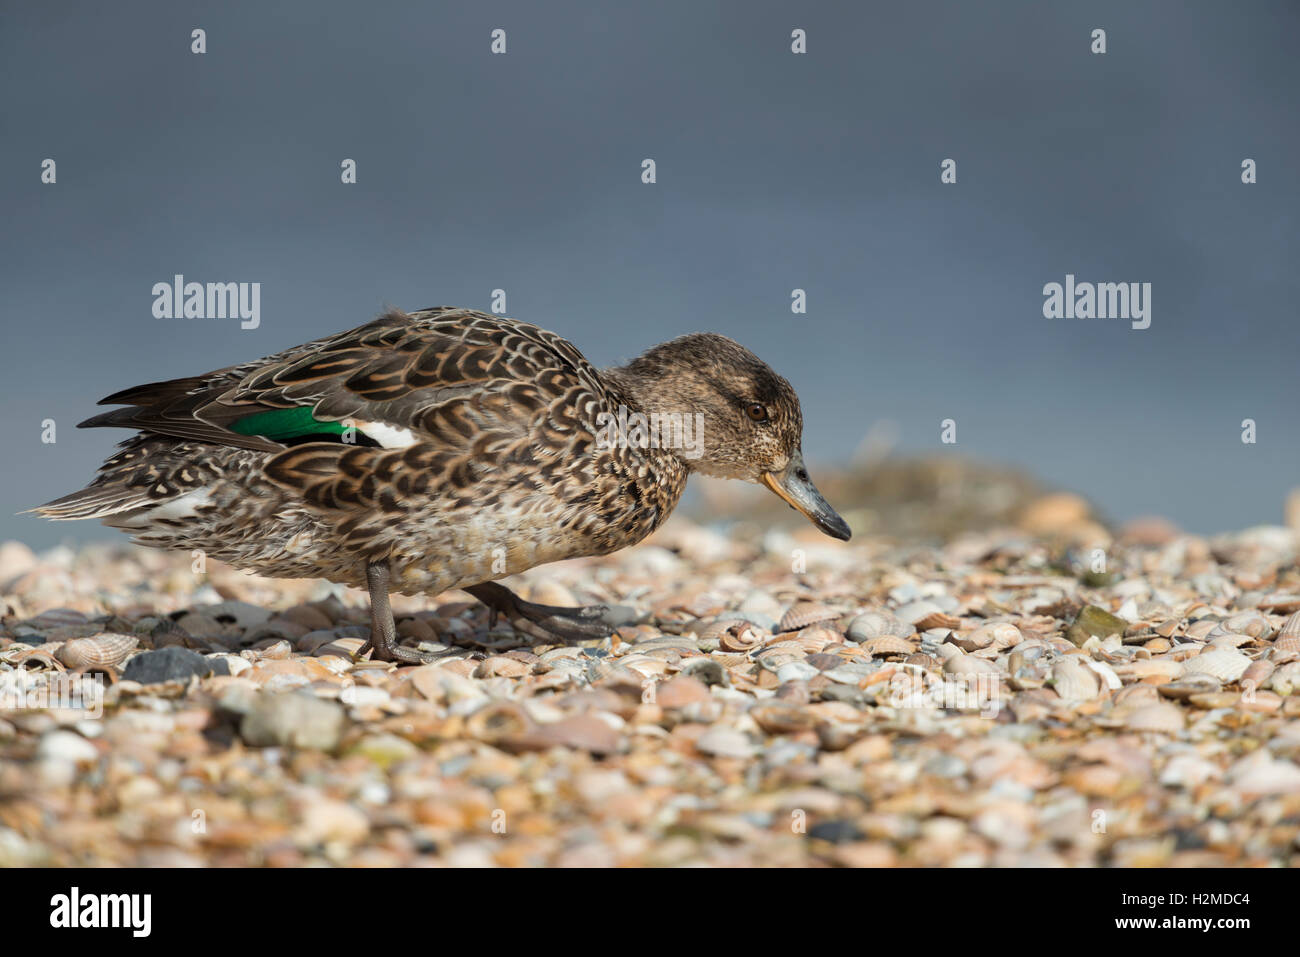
[605,333,851,541]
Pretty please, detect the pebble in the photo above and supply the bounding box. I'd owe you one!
[5,512,1300,866]
[122,647,228,684]
[696,726,757,758]
[36,730,98,765]
[240,693,345,750]
[655,675,711,709]
[776,661,820,683]
[350,733,419,766]
[296,798,370,846]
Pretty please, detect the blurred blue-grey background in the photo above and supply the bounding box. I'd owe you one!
[3,0,1298,547]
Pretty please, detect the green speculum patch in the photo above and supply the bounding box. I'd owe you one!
[230,407,375,446]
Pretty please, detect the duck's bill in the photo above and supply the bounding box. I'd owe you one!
[761,456,852,542]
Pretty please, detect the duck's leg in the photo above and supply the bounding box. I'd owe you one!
[464,581,642,642]
[357,560,441,665]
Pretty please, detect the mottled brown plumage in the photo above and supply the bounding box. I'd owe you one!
[35,306,849,662]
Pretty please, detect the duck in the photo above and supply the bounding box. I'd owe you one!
[33,306,851,664]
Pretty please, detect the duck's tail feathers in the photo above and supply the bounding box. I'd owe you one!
[26,485,155,521]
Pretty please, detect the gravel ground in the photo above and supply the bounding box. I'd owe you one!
[4,501,1300,867]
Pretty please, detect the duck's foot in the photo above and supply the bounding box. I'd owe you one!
[355,560,441,665]
[463,581,642,643]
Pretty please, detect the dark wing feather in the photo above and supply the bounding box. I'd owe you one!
[76,307,614,503]
[78,392,283,453]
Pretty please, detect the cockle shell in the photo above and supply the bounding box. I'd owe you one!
[55,633,138,669]
[756,649,804,672]
[1052,657,1101,701]
[778,602,840,633]
[904,653,939,670]
[1114,683,1162,707]
[1208,633,1254,650]
[765,632,834,655]
[795,624,844,649]
[1115,658,1184,681]
[1274,611,1300,657]
[847,611,910,641]
[1124,703,1186,733]
[1276,609,1300,634]
[860,635,916,657]
[1209,612,1272,641]
[613,655,665,676]
[708,653,750,670]
[1241,656,1274,689]
[1180,649,1251,682]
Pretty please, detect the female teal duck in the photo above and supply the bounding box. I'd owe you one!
[35,307,850,664]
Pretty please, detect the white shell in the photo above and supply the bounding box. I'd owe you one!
[1180,649,1251,682]
[942,651,1000,675]
[1083,658,1123,690]
[1052,657,1100,701]
[1125,703,1185,733]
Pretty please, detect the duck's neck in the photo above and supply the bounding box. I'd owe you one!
[599,365,702,471]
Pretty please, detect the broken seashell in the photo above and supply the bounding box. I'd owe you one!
[860,635,916,658]
[1083,658,1122,691]
[706,619,766,653]
[1158,674,1223,700]
[914,611,962,632]
[1267,661,1300,695]
[953,622,1021,653]
[1114,658,1183,681]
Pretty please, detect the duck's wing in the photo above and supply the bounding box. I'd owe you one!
[74,307,613,509]
[81,307,606,446]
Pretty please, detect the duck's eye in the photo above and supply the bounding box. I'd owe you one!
[745,403,769,422]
